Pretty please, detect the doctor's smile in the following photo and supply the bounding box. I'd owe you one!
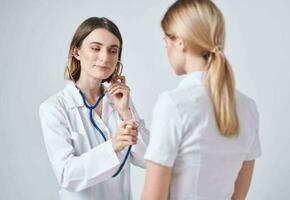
[93,64,111,70]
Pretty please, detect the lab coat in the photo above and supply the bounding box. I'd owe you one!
[39,81,149,200]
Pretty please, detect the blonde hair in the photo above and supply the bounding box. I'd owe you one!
[64,17,123,83]
[161,0,239,137]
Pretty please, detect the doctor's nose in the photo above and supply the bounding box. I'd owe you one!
[98,50,108,63]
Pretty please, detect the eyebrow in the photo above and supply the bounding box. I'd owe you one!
[89,42,120,48]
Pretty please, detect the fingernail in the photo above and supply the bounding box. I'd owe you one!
[126,125,133,129]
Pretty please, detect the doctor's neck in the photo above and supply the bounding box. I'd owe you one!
[76,75,103,99]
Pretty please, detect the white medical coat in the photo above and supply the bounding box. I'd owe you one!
[39,82,149,200]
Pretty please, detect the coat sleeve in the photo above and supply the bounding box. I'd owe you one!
[128,99,150,168]
[39,101,121,192]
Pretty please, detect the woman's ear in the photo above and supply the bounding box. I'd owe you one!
[73,48,81,60]
[177,36,186,52]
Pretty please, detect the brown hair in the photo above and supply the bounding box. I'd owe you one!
[161,0,240,137]
[64,17,123,83]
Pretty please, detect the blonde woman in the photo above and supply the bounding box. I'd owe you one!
[142,0,261,199]
[39,17,149,200]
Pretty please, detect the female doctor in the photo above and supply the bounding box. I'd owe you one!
[39,17,149,200]
[142,0,261,200]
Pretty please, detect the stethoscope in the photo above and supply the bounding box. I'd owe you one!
[77,85,132,178]
[67,59,131,177]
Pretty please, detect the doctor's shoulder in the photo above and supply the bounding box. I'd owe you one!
[39,89,70,120]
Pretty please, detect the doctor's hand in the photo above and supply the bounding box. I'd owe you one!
[112,120,138,153]
[108,76,132,121]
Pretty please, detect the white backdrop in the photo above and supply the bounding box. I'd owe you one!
[0,0,289,199]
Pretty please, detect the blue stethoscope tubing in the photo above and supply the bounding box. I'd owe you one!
[78,88,132,178]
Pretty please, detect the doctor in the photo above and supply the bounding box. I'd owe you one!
[39,17,149,200]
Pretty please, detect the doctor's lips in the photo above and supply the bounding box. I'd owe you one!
[93,65,110,69]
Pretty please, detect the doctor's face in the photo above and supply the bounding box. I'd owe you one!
[74,28,120,81]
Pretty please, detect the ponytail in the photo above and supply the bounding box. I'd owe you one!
[160,0,240,137]
[207,48,240,137]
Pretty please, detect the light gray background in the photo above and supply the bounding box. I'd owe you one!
[1,0,289,199]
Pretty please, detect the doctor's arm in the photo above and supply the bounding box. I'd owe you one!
[108,79,149,168]
[141,161,172,200]
[232,160,255,200]
[39,102,122,192]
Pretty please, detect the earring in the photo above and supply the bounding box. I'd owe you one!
[114,60,123,76]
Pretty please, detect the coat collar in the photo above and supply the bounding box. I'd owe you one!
[64,81,114,109]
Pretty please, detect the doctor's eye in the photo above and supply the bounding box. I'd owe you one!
[108,47,119,54]
[91,47,101,52]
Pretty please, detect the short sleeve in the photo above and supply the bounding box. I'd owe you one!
[245,100,262,160]
[144,92,182,167]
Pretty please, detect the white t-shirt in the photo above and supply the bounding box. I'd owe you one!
[145,71,261,200]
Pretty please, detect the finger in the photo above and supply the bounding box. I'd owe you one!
[110,75,119,84]
[119,135,137,142]
[125,124,133,129]
[108,82,122,93]
[110,77,116,84]
[111,89,128,97]
[120,121,137,131]
[124,121,138,129]
[126,137,137,144]
[108,87,127,97]
[125,126,138,132]
[122,129,137,136]
[120,121,133,129]
[119,121,127,129]
[119,127,136,135]
[109,86,129,96]
[108,81,128,91]
[116,75,126,84]
[112,75,125,82]
[121,141,136,147]
[121,132,137,139]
